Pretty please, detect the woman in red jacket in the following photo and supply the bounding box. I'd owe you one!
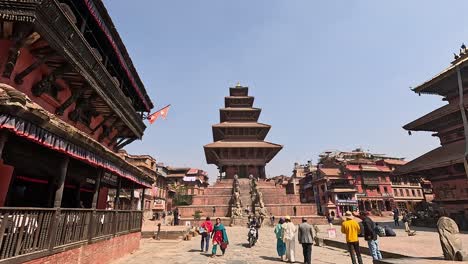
[200,217,213,252]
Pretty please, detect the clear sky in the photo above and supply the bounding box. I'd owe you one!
[106,1,468,181]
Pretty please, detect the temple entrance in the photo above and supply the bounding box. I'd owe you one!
[239,166,247,178]
[385,200,391,211]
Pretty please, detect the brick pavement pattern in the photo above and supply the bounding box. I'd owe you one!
[112,226,373,264]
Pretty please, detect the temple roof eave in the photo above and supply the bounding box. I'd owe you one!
[394,140,464,175]
[212,122,271,128]
[411,55,468,96]
[203,141,283,148]
[203,144,282,164]
[403,102,460,131]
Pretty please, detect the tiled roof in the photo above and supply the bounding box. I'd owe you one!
[345,165,391,172]
[382,159,407,166]
[395,140,465,175]
[319,168,340,176]
[204,141,282,148]
[187,168,199,175]
[212,122,270,128]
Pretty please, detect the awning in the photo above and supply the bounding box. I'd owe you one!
[0,114,152,188]
[0,84,152,188]
[395,140,465,175]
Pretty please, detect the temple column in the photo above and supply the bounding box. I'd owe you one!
[0,131,13,207]
[115,177,121,209]
[54,156,70,208]
[88,168,103,241]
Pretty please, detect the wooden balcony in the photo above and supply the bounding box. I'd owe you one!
[0,207,142,263]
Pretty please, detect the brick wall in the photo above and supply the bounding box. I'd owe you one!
[24,232,140,264]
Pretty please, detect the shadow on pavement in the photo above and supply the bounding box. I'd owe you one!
[187,249,202,252]
[259,256,283,262]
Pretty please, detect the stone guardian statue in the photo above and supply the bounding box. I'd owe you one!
[437,216,467,261]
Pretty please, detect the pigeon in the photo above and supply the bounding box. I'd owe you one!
[454,53,460,60]
[462,43,466,50]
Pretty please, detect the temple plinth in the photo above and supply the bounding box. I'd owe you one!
[204,84,282,179]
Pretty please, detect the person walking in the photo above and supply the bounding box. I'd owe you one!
[402,212,412,234]
[360,211,382,262]
[393,208,400,227]
[341,211,363,264]
[274,217,286,261]
[282,215,297,263]
[200,217,213,253]
[326,213,334,228]
[173,208,179,226]
[211,218,229,257]
[298,217,315,264]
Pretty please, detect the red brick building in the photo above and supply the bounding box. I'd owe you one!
[309,149,424,216]
[0,0,155,263]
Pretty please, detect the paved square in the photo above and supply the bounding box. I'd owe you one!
[113,226,373,264]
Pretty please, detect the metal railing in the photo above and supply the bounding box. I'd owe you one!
[0,208,143,262]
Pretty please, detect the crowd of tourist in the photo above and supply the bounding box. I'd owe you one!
[189,208,465,263]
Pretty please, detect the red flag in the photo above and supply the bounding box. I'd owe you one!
[148,105,170,124]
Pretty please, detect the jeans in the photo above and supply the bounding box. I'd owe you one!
[367,239,382,261]
[347,241,363,264]
[301,243,312,264]
[394,218,399,226]
[201,233,210,252]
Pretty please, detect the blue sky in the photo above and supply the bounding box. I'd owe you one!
[106,1,468,180]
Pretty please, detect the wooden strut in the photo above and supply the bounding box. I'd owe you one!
[31,64,69,97]
[55,87,84,115]
[14,54,53,84]
[115,138,136,150]
[91,115,113,134]
[456,66,468,180]
[2,26,33,78]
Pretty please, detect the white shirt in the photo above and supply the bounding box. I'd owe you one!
[282,222,297,240]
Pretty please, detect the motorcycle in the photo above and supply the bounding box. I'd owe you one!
[248,225,258,247]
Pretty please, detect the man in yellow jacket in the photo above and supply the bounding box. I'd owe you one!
[341,211,363,264]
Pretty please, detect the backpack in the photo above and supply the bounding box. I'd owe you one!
[384,225,396,236]
[198,226,206,234]
[375,225,385,237]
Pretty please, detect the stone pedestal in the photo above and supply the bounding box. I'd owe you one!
[230,216,248,226]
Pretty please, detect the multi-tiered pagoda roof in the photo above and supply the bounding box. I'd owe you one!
[204,84,282,178]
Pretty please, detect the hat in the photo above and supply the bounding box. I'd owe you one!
[285,215,291,220]
[344,211,354,220]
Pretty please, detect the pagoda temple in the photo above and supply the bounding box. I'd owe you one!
[177,84,323,225]
[396,44,468,230]
[204,84,282,179]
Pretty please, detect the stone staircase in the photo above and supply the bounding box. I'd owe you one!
[178,178,326,225]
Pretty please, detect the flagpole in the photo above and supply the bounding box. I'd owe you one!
[147,104,171,119]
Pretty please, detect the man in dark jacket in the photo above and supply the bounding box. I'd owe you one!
[360,211,382,262]
[298,217,315,264]
[393,208,400,226]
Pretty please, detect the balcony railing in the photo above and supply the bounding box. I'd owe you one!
[0,207,142,262]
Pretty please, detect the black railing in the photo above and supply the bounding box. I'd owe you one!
[0,208,143,262]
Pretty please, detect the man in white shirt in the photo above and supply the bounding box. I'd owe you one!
[282,215,297,263]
